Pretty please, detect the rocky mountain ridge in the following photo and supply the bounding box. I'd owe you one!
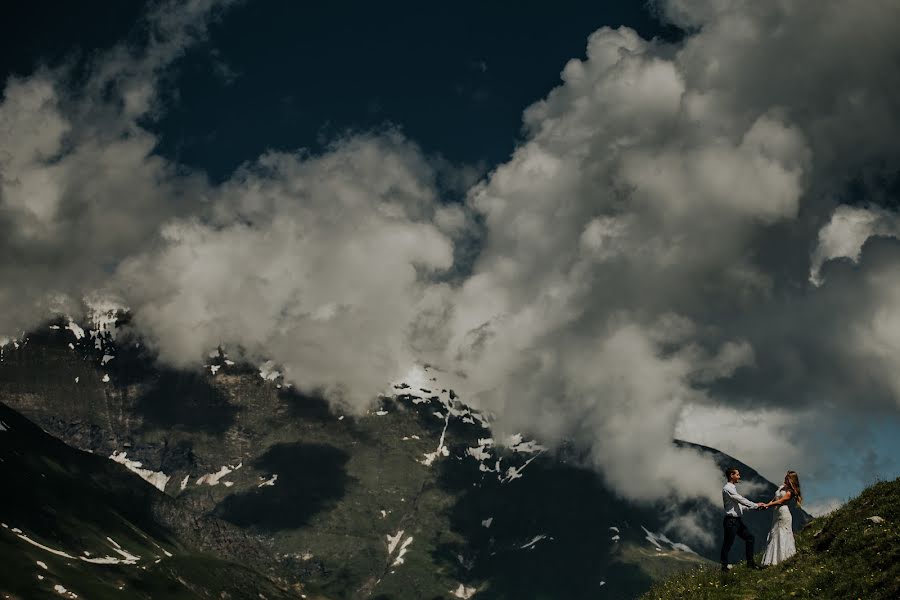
[0,398,300,599]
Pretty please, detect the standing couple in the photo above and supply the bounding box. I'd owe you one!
[720,467,803,571]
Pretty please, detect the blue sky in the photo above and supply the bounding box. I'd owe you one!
[2,0,677,180]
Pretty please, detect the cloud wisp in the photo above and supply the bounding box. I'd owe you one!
[2,0,900,507]
[117,134,457,408]
[0,0,231,336]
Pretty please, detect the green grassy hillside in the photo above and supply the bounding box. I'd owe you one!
[642,477,900,600]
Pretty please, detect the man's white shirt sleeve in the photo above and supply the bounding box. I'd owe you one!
[722,482,758,517]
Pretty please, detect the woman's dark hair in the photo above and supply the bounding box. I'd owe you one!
[785,471,803,505]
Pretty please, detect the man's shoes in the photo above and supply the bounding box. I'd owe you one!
[720,564,731,572]
[747,564,764,570]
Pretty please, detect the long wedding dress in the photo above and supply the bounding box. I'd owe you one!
[761,485,796,566]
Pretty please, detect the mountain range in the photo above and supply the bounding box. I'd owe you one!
[0,311,809,599]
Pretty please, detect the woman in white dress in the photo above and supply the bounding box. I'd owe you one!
[761,470,803,566]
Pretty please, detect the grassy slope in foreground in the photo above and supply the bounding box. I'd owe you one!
[642,477,900,600]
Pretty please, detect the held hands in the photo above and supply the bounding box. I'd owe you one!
[756,502,768,510]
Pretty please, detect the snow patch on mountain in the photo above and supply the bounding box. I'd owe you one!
[196,462,242,486]
[106,544,141,564]
[386,531,401,552]
[501,452,543,484]
[505,433,546,454]
[391,534,413,566]
[109,451,170,492]
[452,583,477,599]
[393,366,546,486]
[420,411,450,466]
[258,361,281,381]
[81,546,140,565]
[85,298,124,337]
[53,584,78,598]
[641,525,698,555]
[520,535,552,550]
[9,527,141,566]
[65,320,85,340]
[466,445,492,461]
[258,474,278,487]
[465,434,544,484]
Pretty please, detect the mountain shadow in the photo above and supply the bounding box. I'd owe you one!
[134,370,239,434]
[69,323,242,436]
[280,386,334,423]
[430,440,813,599]
[433,448,658,600]
[214,441,351,531]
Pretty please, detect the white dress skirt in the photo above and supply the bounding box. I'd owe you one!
[761,485,797,566]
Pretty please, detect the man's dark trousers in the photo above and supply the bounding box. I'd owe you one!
[720,516,755,566]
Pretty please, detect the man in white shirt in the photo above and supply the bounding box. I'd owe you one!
[720,467,765,571]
